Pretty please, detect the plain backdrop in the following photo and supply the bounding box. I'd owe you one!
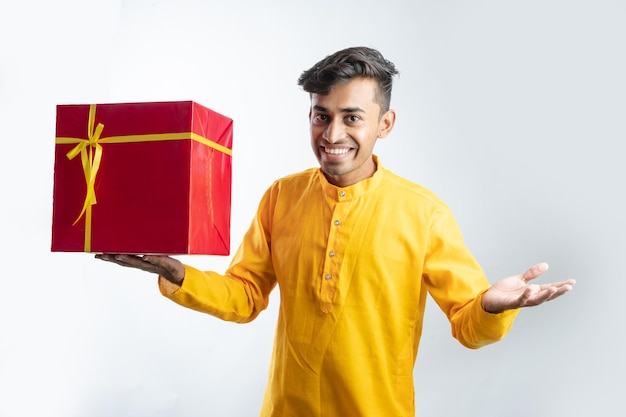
[1,0,624,416]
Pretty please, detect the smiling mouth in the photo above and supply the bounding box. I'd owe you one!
[323,147,351,155]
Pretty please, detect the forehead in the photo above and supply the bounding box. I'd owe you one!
[310,78,380,111]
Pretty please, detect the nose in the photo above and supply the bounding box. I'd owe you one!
[322,120,346,143]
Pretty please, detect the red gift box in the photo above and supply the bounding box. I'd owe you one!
[51,101,232,255]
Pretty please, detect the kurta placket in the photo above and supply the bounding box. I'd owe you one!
[319,188,350,314]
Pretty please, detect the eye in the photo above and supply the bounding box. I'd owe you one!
[346,115,361,123]
[312,113,328,125]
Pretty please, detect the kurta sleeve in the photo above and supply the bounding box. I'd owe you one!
[158,187,278,323]
[423,207,519,348]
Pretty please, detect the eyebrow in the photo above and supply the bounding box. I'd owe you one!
[312,105,366,113]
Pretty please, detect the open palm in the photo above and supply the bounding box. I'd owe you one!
[481,263,575,314]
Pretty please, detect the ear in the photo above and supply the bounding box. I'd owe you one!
[377,109,396,138]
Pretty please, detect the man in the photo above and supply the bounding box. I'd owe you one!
[98,46,575,416]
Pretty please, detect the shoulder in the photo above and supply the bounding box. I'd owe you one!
[377,168,462,235]
[260,167,319,202]
[266,167,319,191]
[275,167,319,184]
[379,167,449,211]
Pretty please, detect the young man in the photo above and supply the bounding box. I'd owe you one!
[98,47,575,416]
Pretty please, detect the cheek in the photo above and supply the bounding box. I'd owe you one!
[310,135,320,154]
[310,125,324,136]
[355,134,377,150]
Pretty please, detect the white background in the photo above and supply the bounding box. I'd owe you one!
[1,0,624,416]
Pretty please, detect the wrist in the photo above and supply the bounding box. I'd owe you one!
[166,262,185,286]
[481,291,503,314]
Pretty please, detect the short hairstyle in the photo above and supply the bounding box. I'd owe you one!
[297,46,399,113]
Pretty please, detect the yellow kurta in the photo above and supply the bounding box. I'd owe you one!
[159,156,518,416]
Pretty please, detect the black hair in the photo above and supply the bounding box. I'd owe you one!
[297,46,399,112]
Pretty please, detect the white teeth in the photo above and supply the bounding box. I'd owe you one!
[325,148,350,155]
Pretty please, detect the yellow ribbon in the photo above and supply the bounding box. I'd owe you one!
[55,104,232,252]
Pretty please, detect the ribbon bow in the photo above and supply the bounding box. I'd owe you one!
[66,104,104,225]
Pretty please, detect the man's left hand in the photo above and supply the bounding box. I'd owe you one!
[481,263,575,314]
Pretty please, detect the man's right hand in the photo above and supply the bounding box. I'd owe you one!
[95,254,185,286]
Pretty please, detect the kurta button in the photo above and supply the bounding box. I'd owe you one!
[329,251,335,257]
[334,220,341,226]
[339,191,346,197]
[325,274,331,280]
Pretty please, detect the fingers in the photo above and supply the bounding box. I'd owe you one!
[542,280,575,301]
[523,281,575,307]
[524,286,558,307]
[516,286,534,306]
[95,253,159,273]
[141,255,170,267]
[95,253,185,285]
[521,262,576,303]
[521,262,549,283]
[97,253,143,265]
[539,279,576,291]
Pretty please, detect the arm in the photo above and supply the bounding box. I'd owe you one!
[424,210,575,348]
[97,253,274,323]
[423,209,518,348]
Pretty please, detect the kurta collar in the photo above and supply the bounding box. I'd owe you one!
[317,155,384,202]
